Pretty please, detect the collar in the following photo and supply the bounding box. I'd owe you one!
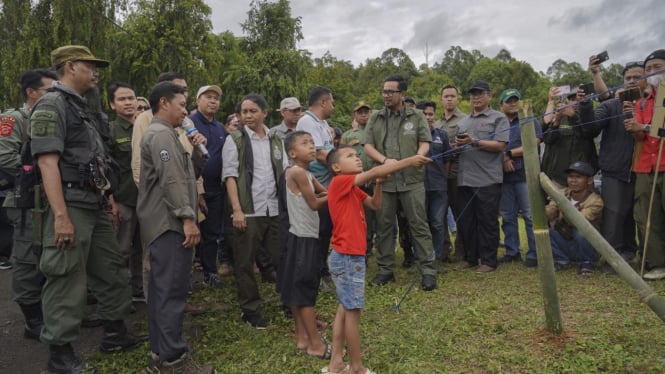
[471,107,492,118]
[192,110,218,125]
[304,110,323,123]
[244,124,270,139]
[151,117,178,134]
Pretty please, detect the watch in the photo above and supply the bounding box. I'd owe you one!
[505,150,513,159]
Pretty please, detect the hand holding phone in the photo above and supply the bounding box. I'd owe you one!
[595,51,609,64]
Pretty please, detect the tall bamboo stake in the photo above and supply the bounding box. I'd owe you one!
[520,100,564,334]
[540,173,665,323]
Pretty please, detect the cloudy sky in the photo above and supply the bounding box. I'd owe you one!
[208,0,662,74]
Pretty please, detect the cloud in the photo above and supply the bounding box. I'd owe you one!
[208,0,665,73]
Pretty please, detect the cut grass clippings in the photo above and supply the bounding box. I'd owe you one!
[91,230,665,373]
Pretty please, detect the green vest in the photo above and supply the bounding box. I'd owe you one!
[229,127,284,214]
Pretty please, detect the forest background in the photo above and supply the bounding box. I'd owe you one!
[0,0,627,128]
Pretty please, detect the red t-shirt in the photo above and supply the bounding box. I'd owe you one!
[634,92,665,173]
[328,174,368,256]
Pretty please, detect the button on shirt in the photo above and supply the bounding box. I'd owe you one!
[457,108,510,187]
[221,125,278,217]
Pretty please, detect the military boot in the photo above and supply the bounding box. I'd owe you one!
[161,352,214,374]
[47,343,97,374]
[18,302,43,341]
[99,320,147,353]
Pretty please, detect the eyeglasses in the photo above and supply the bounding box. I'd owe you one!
[381,89,402,96]
[284,108,304,113]
[137,106,150,111]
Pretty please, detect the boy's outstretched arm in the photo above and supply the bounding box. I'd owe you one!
[354,154,431,187]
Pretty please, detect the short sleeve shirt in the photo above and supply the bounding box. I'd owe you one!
[503,116,543,184]
[296,111,334,187]
[329,174,368,256]
[457,108,510,187]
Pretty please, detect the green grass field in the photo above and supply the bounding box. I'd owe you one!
[91,223,665,373]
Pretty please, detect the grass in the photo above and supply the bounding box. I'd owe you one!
[91,223,665,373]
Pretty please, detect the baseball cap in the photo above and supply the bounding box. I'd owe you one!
[468,80,490,94]
[404,96,416,104]
[565,161,595,177]
[196,85,222,99]
[353,100,371,112]
[50,45,109,68]
[644,49,665,67]
[277,97,303,111]
[499,88,522,103]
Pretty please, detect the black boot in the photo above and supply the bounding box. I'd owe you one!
[99,320,147,353]
[18,302,43,341]
[47,343,97,374]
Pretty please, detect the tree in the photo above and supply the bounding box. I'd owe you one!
[110,0,216,99]
[224,0,311,125]
[546,59,592,87]
[306,52,356,130]
[433,46,486,91]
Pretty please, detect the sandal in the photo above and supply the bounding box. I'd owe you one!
[307,343,332,360]
[321,364,349,374]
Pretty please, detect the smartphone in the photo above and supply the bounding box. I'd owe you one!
[556,85,571,96]
[456,133,468,139]
[619,87,642,102]
[596,51,609,64]
[579,82,595,95]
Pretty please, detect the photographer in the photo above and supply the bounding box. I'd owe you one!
[541,87,598,186]
[578,60,646,268]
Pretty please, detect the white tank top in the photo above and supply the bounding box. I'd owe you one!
[286,166,320,238]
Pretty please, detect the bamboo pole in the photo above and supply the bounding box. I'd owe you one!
[519,100,564,334]
[540,173,665,323]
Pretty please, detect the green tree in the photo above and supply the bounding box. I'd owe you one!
[223,0,311,125]
[433,46,486,90]
[546,59,592,87]
[110,0,216,100]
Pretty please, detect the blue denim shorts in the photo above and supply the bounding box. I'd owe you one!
[328,250,366,309]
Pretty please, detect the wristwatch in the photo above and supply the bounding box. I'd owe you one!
[505,150,513,159]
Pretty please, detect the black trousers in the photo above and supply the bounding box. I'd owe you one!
[148,231,191,362]
[0,197,13,258]
[457,184,502,268]
[600,175,637,256]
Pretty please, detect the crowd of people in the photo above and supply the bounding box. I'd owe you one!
[0,44,664,374]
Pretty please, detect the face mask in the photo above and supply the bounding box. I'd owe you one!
[647,73,665,87]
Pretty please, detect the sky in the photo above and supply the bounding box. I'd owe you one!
[208,0,663,74]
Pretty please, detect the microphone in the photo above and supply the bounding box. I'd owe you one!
[181,117,209,159]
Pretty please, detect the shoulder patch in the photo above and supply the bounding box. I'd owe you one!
[159,149,170,162]
[30,109,58,138]
[31,110,56,121]
[0,115,17,137]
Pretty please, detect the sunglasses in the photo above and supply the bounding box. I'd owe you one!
[137,105,150,111]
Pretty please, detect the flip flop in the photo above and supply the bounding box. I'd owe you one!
[307,343,332,360]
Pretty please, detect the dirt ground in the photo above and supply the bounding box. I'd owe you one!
[0,267,149,373]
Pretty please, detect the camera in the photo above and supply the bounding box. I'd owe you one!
[619,87,642,102]
[579,82,595,95]
[595,51,609,64]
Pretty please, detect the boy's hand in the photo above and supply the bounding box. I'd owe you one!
[409,154,432,167]
[316,191,328,198]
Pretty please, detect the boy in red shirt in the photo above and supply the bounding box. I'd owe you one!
[323,146,430,374]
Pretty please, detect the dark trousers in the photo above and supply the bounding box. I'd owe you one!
[198,191,224,275]
[601,175,637,257]
[443,178,465,260]
[0,198,13,258]
[148,231,191,362]
[318,205,333,276]
[232,216,278,314]
[457,184,502,268]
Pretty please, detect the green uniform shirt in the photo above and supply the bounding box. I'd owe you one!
[31,87,107,209]
[108,117,138,206]
[137,118,198,246]
[434,108,466,179]
[362,106,431,192]
[0,106,29,204]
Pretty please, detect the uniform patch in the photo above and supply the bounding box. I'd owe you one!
[404,122,414,131]
[159,149,170,162]
[0,116,17,137]
[30,110,57,138]
[273,145,282,160]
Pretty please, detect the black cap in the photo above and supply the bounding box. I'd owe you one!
[644,49,665,67]
[565,161,595,177]
[468,80,490,94]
